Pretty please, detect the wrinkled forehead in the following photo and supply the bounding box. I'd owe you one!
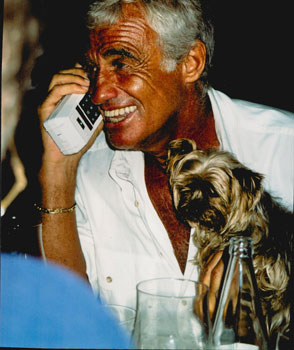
[88,3,159,53]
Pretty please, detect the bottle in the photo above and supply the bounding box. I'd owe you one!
[212,236,269,350]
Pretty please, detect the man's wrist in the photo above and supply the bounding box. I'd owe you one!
[39,169,77,207]
[34,202,77,214]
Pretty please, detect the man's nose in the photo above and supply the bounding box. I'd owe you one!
[91,69,118,105]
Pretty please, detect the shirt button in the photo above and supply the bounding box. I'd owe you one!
[106,276,112,283]
[134,200,139,207]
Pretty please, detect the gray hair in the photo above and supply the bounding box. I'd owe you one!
[87,0,214,93]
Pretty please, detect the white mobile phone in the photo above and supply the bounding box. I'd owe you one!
[43,93,102,155]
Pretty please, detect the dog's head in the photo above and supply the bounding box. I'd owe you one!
[167,138,264,234]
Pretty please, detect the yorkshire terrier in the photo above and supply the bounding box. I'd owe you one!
[167,138,293,343]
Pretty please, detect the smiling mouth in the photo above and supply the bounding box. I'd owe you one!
[102,105,137,123]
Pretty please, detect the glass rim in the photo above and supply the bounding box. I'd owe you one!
[136,277,209,298]
[101,304,136,312]
[100,304,136,323]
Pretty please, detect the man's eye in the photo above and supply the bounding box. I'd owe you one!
[112,59,125,70]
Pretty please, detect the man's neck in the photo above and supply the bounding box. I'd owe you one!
[174,94,218,149]
[148,89,219,168]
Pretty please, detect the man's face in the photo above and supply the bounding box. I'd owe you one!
[87,4,186,153]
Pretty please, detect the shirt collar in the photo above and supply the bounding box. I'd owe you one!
[109,147,145,184]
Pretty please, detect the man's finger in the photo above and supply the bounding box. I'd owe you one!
[210,256,224,295]
[200,251,223,287]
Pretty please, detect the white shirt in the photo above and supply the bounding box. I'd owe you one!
[209,89,294,210]
[75,88,294,308]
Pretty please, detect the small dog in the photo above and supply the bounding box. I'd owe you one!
[167,138,293,342]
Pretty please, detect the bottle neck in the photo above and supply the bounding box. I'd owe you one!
[229,236,253,258]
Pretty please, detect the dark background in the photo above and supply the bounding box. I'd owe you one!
[209,1,293,112]
[2,0,293,255]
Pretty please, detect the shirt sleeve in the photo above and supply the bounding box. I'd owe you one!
[75,186,99,294]
[261,127,294,212]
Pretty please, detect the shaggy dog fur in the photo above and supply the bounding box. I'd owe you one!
[167,138,293,342]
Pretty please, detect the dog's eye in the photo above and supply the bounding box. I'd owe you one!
[209,186,219,197]
[181,160,196,172]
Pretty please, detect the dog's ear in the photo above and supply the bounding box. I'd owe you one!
[232,167,263,195]
[168,138,196,158]
[167,138,197,174]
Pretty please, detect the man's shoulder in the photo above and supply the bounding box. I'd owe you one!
[232,98,294,128]
[208,88,293,210]
[209,88,294,130]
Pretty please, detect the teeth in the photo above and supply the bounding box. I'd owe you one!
[104,105,137,118]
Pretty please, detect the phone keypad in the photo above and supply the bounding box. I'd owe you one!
[79,93,100,125]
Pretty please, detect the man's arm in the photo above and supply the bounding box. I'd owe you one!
[37,65,102,280]
[38,156,88,279]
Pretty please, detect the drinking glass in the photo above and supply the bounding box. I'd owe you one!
[102,304,136,336]
[133,278,210,349]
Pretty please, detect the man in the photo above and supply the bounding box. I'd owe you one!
[38,0,294,310]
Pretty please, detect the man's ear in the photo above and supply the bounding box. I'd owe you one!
[182,40,206,84]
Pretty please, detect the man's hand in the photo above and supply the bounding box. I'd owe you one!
[200,251,224,318]
[38,64,102,164]
[193,251,225,332]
